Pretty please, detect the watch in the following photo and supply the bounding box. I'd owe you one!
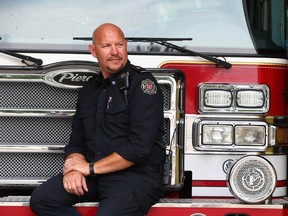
[89,162,97,177]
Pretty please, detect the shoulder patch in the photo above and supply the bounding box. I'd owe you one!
[141,79,157,95]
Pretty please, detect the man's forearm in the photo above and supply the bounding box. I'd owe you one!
[63,152,134,176]
[92,152,134,175]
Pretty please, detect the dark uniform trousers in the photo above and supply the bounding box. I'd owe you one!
[30,167,163,216]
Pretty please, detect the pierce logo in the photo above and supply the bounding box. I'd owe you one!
[45,70,98,88]
[55,72,95,84]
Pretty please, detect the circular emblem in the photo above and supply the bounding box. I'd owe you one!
[242,167,265,191]
[141,79,157,95]
[227,155,277,204]
[222,159,234,173]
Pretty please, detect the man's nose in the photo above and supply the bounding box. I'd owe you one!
[110,45,119,55]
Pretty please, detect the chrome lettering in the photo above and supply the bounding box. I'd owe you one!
[58,72,93,83]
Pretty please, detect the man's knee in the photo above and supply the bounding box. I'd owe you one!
[29,184,81,216]
[29,175,65,214]
[30,187,45,214]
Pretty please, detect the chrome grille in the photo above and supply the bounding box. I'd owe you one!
[160,84,171,111]
[0,82,79,109]
[0,81,171,111]
[163,118,170,146]
[0,117,169,147]
[0,119,170,179]
[0,64,180,187]
[0,117,72,146]
[0,153,63,178]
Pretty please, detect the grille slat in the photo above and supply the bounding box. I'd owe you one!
[0,117,170,147]
[0,82,170,111]
[0,82,79,109]
[0,117,72,145]
[0,153,63,178]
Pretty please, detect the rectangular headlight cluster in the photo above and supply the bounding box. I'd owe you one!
[198,83,269,114]
[193,119,268,151]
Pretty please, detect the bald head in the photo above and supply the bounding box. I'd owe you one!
[89,23,128,78]
[92,23,125,45]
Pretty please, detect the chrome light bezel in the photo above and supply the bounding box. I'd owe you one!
[193,118,268,152]
[198,83,270,114]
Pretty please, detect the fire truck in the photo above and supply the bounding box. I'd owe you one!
[0,0,288,215]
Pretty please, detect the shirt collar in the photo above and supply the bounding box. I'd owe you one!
[96,60,131,86]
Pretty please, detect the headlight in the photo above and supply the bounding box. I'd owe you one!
[199,83,269,114]
[202,125,233,145]
[235,125,266,145]
[193,119,268,151]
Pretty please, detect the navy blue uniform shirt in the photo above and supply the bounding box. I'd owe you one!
[64,60,165,173]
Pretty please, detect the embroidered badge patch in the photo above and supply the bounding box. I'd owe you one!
[141,79,157,95]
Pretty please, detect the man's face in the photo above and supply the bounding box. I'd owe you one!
[89,26,128,78]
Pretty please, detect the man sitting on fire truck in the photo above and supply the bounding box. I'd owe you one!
[29,23,166,216]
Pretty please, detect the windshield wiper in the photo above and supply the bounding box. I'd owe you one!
[0,50,43,67]
[74,37,231,69]
[126,37,232,69]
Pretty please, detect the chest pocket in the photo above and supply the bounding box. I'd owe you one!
[105,92,128,114]
[105,91,129,127]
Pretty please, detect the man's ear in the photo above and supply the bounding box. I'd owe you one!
[89,44,97,58]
